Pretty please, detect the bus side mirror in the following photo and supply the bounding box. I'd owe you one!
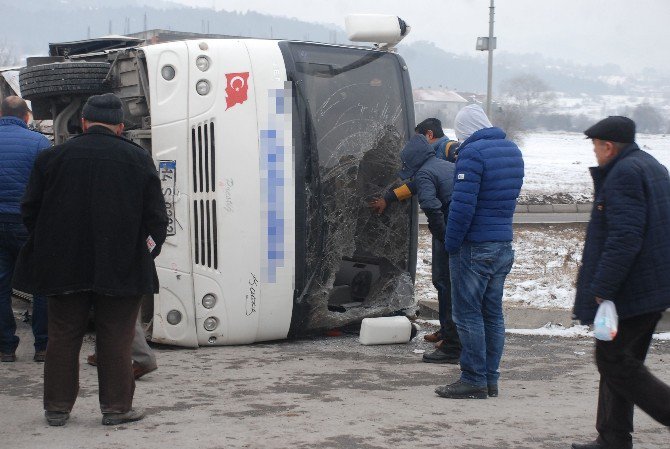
[345,14,411,50]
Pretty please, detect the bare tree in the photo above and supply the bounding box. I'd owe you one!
[501,74,556,111]
[632,103,665,134]
[491,103,525,145]
[499,74,556,132]
[0,41,19,67]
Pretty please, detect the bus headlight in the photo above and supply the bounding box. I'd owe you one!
[166,309,182,325]
[202,293,217,309]
[196,79,211,96]
[161,65,176,81]
[196,56,210,72]
[203,317,219,331]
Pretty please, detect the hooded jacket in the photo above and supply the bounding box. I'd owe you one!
[573,143,670,323]
[445,126,524,253]
[454,104,493,143]
[399,134,455,241]
[0,116,51,222]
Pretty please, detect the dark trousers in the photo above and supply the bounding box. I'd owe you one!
[432,237,461,355]
[595,311,670,449]
[0,222,48,353]
[44,292,142,414]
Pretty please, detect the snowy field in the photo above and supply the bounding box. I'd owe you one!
[416,224,584,310]
[444,129,670,204]
[415,130,670,312]
[516,131,670,203]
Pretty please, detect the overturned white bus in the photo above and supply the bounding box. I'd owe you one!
[10,15,419,347]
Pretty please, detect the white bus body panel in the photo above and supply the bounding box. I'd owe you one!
[147,39,295,346]
[144,41,199,347]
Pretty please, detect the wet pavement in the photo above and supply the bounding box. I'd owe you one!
[2,311,669,449]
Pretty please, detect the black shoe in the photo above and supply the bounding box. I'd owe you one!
[488,384,498,397]
[45,411,70,426]
[435,380,488,399]
[422,348,460,364]
[102,408,145,426]
[1,352,16,362]
[34,350,47,362]
[571,442,604,449]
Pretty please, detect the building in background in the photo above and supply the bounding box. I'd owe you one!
[413,88,468,128]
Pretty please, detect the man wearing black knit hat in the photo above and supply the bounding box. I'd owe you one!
[13,93,168,427]
[572,116,670,449]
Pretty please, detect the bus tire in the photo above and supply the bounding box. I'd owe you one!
[19,62,112,101]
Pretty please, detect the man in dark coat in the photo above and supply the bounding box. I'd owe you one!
[391,133,461,362]
[572,116,670,449]
[369,119,460,360]
[0,96,50,362]
[14,93,168,427]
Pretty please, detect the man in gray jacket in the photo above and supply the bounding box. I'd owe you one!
[374,133,461,362]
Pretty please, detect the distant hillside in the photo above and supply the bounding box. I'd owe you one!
[5,1,666,99]
[4,1,346,58]
[396,41,633,96]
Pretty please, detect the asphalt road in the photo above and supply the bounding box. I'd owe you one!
[2,315,669,449]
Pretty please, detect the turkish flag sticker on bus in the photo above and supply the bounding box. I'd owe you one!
[225,72,250,109]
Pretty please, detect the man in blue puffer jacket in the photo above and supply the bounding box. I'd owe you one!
[436,104,524,400]
[0,96,50,362]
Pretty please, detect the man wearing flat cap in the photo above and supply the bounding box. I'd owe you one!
[13,93,168,427]
[572,116,670,449]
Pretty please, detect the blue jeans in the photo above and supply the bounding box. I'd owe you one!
[449,241,514,387]
[0,222,48,353]
[432,237,460,355]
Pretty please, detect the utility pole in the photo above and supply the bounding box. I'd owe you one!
[476,0,497,118]
[108,20,112,35]
[486,0,495,117]
[144,12,147,39]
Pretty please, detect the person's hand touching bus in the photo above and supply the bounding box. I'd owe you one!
[369,197,387,215]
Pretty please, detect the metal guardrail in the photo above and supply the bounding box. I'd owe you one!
[418,203,593,225]
[515,203,592,213]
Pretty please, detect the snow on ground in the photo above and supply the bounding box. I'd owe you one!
[507,323,591,338]
[416,223,584,310]
[507,223,584,309]
[418,320,669,340]
[509,326,670,341]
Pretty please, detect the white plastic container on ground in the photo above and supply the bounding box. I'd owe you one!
[359,316,412,345]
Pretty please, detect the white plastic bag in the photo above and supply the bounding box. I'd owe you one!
[593,300,618,341]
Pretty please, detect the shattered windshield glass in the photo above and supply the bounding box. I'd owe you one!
[285,43,416,332]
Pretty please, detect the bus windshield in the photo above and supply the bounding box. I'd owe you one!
[285,42,416,331]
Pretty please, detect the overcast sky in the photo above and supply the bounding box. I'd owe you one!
[169,0,669,73]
